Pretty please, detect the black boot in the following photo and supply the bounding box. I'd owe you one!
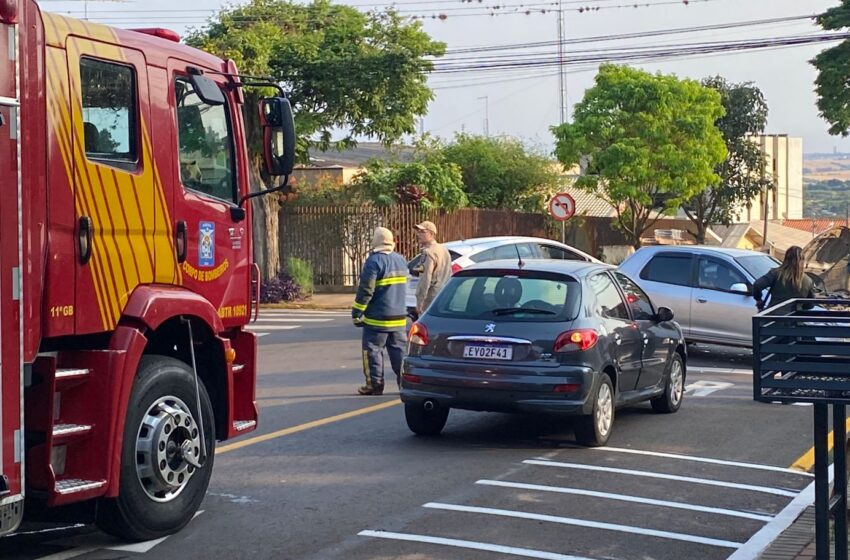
[358,384,384,396]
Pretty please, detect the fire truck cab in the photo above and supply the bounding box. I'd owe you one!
[0,0,294,540]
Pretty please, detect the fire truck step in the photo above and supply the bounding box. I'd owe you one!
[52,423,92,439]
[232,364,246,374]
[233,420,257,432]
[55,478,106,495]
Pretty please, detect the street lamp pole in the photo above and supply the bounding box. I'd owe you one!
[478,96,489,136]
[557,0,567,124]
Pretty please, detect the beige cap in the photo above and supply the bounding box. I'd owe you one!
[372,226,395,251]
[414,221,437,235]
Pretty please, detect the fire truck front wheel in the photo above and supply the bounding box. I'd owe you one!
[97,355,216,541]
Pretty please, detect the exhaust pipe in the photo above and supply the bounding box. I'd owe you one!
[423,399,436,411]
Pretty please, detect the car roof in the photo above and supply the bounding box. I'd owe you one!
[443,236,599,262]
[631,245,767,259]
[461,258,611,277]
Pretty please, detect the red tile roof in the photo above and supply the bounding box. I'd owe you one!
[781,219,847,235]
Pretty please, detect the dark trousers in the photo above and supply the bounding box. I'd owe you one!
[361,328,407,388]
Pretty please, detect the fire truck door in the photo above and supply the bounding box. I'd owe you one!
[0,19,24,526]
[168,66,250,322]
[67,40,160,334]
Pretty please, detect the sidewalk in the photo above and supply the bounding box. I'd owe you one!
[759,507,818,559]
[261,292,352,311]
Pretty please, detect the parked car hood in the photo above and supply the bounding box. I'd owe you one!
[803,226,850,295]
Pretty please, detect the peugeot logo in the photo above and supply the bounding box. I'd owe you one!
[485,323,496,333]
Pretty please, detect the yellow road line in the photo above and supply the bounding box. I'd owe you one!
[217,399,402,455]
[790,417,850,473]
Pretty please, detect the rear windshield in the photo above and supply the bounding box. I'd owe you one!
[430,271,581,321]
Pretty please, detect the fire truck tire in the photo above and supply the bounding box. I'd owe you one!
[96,355,215,541]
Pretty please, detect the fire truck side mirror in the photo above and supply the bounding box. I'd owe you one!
[259,97,296,177]
[188,73,225,106]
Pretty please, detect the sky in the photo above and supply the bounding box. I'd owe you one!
[40,0,850,154]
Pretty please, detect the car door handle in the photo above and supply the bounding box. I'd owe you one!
[697,298,708,303]
[175,220,187,264]
[78,216,93,265]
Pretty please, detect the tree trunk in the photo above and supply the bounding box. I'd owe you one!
[250,159,281,281]
[694,221,707,244]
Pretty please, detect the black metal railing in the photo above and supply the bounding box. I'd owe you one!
[754,298,850,560]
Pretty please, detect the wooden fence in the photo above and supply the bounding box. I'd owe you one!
[279,205,702,288]
[280,205,551,287]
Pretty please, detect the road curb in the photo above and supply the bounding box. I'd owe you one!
[758,507,817,559]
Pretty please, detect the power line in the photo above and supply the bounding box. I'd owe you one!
[428,32,849,74]
[444,14,817,54]
[54,0,736,24]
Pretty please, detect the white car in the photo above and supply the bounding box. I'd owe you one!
[405,236,599,317]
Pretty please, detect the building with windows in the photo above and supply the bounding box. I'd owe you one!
[732,134,803,223]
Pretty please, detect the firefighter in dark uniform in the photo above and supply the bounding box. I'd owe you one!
[352,227,409,395]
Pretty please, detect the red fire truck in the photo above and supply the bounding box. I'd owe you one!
[0,0,295,540]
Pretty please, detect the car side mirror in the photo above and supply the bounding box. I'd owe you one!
[656,306,674,323]
[729,283,750,296]
[259,97,296,177]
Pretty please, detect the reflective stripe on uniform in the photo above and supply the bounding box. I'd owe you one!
[363,317,408,329]
[375,276,407,287]
[352,302,368,311]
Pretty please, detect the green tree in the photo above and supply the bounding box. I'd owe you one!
[441,134,562,211]
[812,3,850,136]
[684,77,772,243]
[187,0,444,278]
[348,157,468,211]
[553,64,727,248]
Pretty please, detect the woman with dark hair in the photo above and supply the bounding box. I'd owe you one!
[753,246,815,311]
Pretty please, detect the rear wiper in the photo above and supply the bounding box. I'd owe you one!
[492,307,556,316]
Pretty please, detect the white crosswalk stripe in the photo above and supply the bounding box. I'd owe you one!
[248,309,347,338]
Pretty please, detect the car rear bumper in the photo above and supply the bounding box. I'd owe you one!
[400,357,597,415]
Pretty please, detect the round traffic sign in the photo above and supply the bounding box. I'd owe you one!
[549,192,575,222]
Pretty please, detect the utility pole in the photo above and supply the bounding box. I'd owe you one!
[557,0,568,124]
[478,96,489,136]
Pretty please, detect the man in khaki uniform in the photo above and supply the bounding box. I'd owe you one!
[414,221,452,316]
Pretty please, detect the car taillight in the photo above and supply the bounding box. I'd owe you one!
[409,322,429,346]
[403,373,422,384]
[554,329,598,352]
[553,383,581,393]
[451,262,462,274]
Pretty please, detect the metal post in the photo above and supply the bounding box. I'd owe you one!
[835,404,848,560]
[561,220,566,245]
[815,403,831,560]
[557,0,567,124]
[478,96,489,137]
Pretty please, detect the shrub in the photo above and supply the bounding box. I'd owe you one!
[260,271,302,303]
[286,257,314,296]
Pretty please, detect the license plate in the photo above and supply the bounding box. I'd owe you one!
[463,345,513,360]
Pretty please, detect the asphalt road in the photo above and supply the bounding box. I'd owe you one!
[3,310,817,560]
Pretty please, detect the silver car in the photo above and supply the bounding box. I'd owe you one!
[406,236,599,316]
[618,246,780,347]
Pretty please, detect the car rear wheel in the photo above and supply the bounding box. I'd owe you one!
[651,353,685,414]
[574,375,614,447]
[405,403,449,436]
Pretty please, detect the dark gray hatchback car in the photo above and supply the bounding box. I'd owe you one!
[400,260,686,446]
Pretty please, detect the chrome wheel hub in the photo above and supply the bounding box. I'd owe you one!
[670,360,684,406]
[135,396,201,503]
[596,382,613,437]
